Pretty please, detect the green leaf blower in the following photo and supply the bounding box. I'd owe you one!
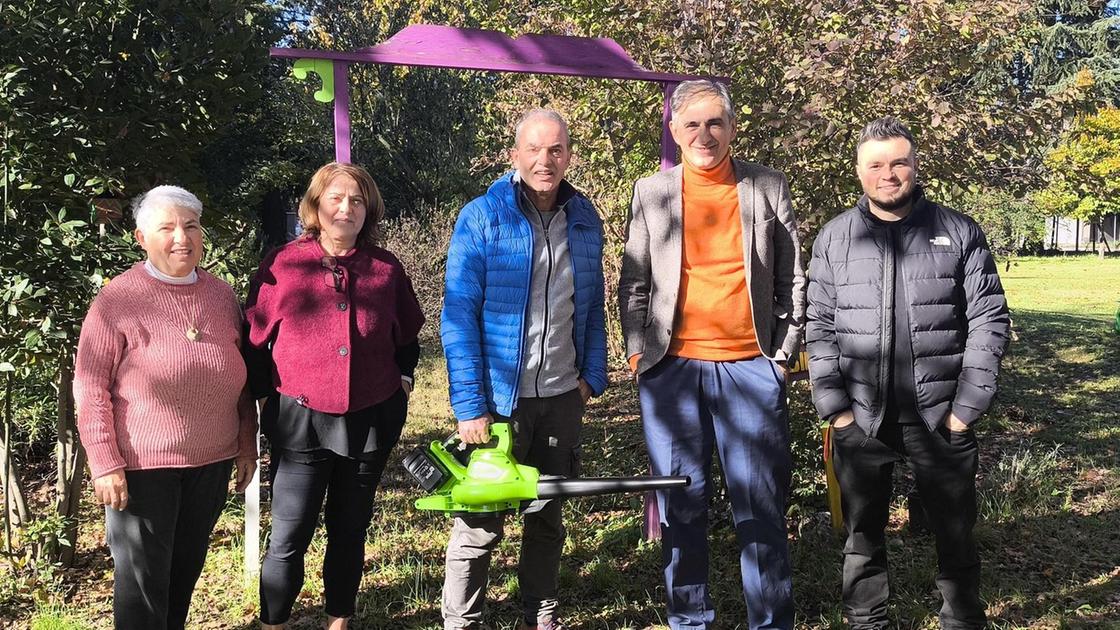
[403,423,689,514]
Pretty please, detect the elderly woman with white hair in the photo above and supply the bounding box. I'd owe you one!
[74,185,258,630]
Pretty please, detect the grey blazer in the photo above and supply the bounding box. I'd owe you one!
[618,159,806,375]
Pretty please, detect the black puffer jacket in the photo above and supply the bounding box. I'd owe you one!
[806,189,1010,436]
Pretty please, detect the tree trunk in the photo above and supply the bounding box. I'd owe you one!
[0,433,32,529]
[53,353,86,567]
[2,372,7,555]
[2,372,32,554]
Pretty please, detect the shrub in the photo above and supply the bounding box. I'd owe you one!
[382,207,458,347]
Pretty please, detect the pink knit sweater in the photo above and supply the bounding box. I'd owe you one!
[74,264,257,478]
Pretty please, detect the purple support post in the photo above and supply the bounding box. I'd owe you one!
[659,81,679,171]
[333,61,351,164]
[643,487,662,541]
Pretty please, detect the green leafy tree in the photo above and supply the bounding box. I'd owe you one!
[1036,106,1120,247]
[0,0,280,568]
[960,190,1048,269]
[266,0,499,216]
[1024,0,1120,102]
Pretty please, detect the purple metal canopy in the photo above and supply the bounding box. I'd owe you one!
[270,24,729,169]
[269,26,729,541]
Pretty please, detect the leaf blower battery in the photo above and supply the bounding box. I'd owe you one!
[403,447,450,492]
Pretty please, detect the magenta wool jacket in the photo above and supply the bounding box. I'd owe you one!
[244,237,425,415]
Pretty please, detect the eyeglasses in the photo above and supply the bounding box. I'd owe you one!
[321,256,346,293]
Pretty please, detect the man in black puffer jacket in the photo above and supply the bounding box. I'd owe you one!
[807,117,1010,630]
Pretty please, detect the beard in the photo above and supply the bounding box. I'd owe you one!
[868,187,914,211]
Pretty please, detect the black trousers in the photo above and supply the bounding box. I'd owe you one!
[105,459,232,630]
[259,405,405,623]
[831,421,986,630]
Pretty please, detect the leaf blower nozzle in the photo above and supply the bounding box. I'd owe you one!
[535,476,689,498]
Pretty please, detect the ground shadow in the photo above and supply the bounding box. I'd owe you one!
[993,309,1119,468]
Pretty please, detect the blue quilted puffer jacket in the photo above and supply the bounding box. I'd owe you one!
[441,172,608,421]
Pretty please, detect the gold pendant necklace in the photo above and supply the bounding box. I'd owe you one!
[168,292,201,342]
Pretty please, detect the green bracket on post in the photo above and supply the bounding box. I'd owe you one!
[292,58,335,103]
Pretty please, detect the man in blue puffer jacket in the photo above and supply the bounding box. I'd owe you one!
[439,108,607,630]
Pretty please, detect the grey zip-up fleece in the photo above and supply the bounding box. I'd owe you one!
[515,177,580,398]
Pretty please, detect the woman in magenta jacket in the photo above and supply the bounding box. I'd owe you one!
[244,162,424,629]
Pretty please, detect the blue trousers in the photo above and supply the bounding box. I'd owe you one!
[640,355,794,630]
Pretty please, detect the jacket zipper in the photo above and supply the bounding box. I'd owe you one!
[511,199,532,406]
[873,227,895,437]
[512,179,583,404]
[534,209,554,397]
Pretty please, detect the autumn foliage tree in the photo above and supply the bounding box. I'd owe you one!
[425,0,1091,326]
[1036,106,1120,250]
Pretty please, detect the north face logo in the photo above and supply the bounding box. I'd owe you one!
[930,235,951,246]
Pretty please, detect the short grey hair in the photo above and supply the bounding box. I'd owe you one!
[513,108,570,147]
[670,80,734,122]
[132,185,203,229]
[857,117,917,155]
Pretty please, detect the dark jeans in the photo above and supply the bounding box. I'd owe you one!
[639,355,794,630]
[832,421,986,629]
[105,459,233,630]
[441,388,584,630]
[259,406,405,624]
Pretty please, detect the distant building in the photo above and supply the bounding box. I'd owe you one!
[1046,214,1119,253]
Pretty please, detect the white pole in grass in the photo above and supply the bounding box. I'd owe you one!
[245,423,261,582]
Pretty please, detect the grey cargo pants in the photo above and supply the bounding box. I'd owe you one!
[441,388,584,629]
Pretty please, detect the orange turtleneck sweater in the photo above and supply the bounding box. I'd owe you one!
[667,154,760,361]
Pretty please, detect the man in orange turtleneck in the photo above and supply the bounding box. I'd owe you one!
[619,80,806,630]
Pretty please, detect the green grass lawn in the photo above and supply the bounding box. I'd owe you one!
[15,255,1120,629]
[974,257,1120,629]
